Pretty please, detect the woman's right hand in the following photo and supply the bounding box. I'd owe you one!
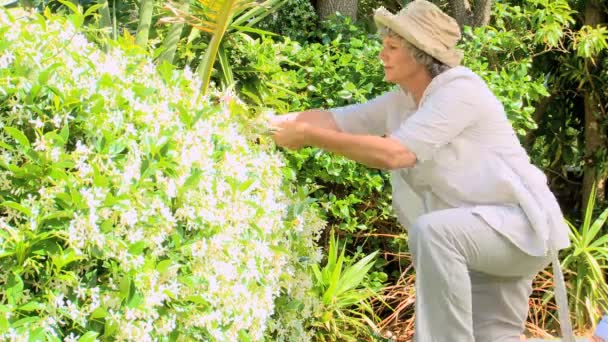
[267,113,297,128]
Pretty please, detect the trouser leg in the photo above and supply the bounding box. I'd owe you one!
[408,207,550,342]
[471,271,535,342]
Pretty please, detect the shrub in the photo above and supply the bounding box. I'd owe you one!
[229,17,403,292]
[255,0,319,43]
[0,9,325,341]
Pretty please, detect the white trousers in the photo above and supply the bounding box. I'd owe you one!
[409,207,551,342]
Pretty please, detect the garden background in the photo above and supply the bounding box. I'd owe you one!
[0,0,607,341]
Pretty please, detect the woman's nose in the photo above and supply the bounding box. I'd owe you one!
[379,48,386,61]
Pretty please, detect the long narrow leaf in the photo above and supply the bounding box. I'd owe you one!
[582,186,597,245]
[335,251,378,297]
[591,235,608,247]
[230,0,286,27]
[135,0,155,47]
[323,243,346,303]
[216,43,234,88]
[230,25,278,36]
[587,207,608,242]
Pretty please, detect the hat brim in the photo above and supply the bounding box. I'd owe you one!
[374,8,463,67]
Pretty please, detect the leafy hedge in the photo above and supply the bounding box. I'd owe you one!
[0,9,326,341]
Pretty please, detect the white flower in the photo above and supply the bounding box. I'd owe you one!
[54,294,65,308]
[50,147,61,162]
[75,286,87,300]
[99,56,122,76]
[74,140,91,155]
[29,118,44,129]
[51,115,62,128]
[121,208,139,227]
[0,51,14,69]
[64,333,79,342]
[33,136,48,152]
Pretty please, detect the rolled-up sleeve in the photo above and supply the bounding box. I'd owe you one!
[330,90,400,136]
[390,79,481,162]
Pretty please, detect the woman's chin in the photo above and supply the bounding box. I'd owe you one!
[383,76,397,84]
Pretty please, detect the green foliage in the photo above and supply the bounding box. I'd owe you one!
[232,15,388,110]
[357,0,404,30]
[162,0,287,93]
[559,188,608,331]
[574,25,608,60]
[459,0,575,135]
[255,0,318,42]
[228,16,397,240]
[0,9,327,341]
[308,231,381,341]
[285,148,393,233]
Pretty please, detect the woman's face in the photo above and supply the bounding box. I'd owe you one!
[379,35,424,84]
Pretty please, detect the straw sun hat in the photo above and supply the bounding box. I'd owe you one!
[374,0,464,67]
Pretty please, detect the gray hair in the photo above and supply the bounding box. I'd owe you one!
[379,27,451,78]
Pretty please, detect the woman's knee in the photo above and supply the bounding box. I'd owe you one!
[408,213,450,250]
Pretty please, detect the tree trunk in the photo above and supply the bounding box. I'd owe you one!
[315,0,357,21]
[450,0,472,27]
[581,0,607,215]
[472,0,493,26]
[135,0,155,48]
[449,0,493,28]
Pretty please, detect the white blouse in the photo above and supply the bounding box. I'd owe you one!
[330,66,570,256]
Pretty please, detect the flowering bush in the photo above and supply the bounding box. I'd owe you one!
[0,9,325,341]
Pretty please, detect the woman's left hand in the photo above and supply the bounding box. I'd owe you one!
[271,120,310,150]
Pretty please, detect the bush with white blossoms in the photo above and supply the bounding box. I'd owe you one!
[0,9,325,341]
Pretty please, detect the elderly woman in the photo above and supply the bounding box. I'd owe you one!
[270,1,573,341]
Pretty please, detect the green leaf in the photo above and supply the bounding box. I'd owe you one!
[90,307,107,319]
[11,316,38,328]
[104,319,118,337]
[119,276,131,300]
[59,124,70,142]
[0,316,8,333]
[56,0,81,13]
[238,178,256,193]
[335,251,378,297]
[84,3,105,18]
[238,329,253,342]
[127,293,143,308]
[337,89,352,100]
[128,241,146,255]
[40,210,73,223]
[29,327,45,340]
[4,127,30,149]
[78,331,100,342]
[17,302,44,312]
[1,201,32,217]
[156,259,173,275]
[231,25,278,36]
[0,141,14,151]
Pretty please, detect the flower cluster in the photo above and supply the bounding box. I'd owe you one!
[0,9,324,341]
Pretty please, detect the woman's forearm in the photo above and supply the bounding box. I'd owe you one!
[277,110,341,132]
[302,124,416,170]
